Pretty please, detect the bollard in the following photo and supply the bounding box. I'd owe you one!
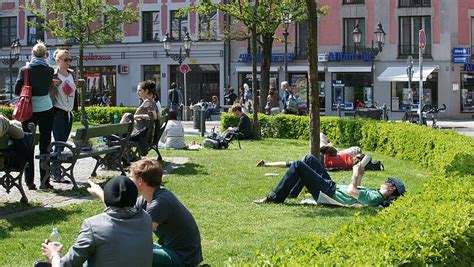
[337,103,342,118]
[382,103,388,121]
[200,108,206,137]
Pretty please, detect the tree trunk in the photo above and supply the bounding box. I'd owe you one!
[251,28,261,139]
[259,33,273,113]
[306,0,320,157]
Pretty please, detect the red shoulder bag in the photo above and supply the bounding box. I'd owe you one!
[13,67,33,122]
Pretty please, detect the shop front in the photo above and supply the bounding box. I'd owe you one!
[329,67,372,111]
[170,64,220,104]
[461,64,474,113]
[236,66,280,99]
[288,69,326,111]
[83,66,117,106]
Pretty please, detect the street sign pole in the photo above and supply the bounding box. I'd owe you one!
[184,72,187,121]
[406,55,414,103]
[418,29,426,125]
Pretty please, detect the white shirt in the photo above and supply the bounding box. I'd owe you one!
[52,72,76,112]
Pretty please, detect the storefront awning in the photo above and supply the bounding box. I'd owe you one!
[327,66,372,72]
[377,66,438,82]
[235,66,279,72]
[287,65,325,72]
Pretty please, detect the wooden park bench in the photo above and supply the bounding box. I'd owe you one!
[0,123,38,203]
[36,116,134,190]
[126,114,168,162]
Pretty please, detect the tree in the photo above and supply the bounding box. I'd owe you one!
[24,0,138,75]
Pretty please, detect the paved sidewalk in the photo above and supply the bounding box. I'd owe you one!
[434,120,474,137]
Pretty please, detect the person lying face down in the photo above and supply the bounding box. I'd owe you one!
[254,154,405,208]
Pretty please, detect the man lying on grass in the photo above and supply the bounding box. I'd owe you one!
[254,154,405,207]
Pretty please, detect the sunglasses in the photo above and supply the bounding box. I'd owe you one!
[62,58,72,62]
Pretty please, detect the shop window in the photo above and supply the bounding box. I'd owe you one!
[289,72,325,111]
[343,0,365,4]
[199,11,218,40]
[83,66,117,106]
[461,73,474,112]
[390,72,438,111]
[295,22,308,59]
[170,10,188,41]
[399,0,430,8]
[398,16,431,58]
[471,17,474,57]
[170,64,219,104]
[27,17,45,45]
[343,18,365,53]
[143,65,161,102]
[331,72,372,110]
[0,17,17,47]
[143,11,160,42]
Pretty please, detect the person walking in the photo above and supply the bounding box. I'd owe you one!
[168,82,182,119]
[14,41,54,190]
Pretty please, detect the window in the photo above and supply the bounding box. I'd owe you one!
[295,22,308,59]
[27,16,45,45]
[170,10,188,41]
[143,65,161,102]
[0,17,17,47]
[343,18,365,53]
[399,0,430,7]
[390,72,438,111]
[471,17,474,57]
[198,11,218,40]
[343,0,365,4]
[461,74,474,112]
[331,73,372,110]
[399,16,431,58]
[143,11,160,42]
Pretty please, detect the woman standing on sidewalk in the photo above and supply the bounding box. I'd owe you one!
[14,41,54,190]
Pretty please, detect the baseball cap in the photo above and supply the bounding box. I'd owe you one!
[387,177,406,196]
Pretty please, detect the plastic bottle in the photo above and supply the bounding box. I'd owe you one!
[113,112,119,124]
[50,227,62,249]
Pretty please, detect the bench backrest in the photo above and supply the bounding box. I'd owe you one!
[0,123,38,150]
[152,115,168,145]
[75,122,133,141]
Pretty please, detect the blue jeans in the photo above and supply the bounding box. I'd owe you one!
[270,154,336,202]
[52,107,73,144]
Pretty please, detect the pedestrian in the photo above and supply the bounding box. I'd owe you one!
[224,87,237,106]
[168,82,182,119]
[14,41,54,190]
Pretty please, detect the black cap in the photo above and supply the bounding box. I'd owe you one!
[103,176,138,208]
[387,177,406,196]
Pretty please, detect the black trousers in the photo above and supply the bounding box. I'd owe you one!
[22,108,54,186]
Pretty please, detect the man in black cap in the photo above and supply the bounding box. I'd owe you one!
[40,176,153,266]
[254,154,405,207]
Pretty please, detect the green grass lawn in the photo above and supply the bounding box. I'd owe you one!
[0,137,430,266]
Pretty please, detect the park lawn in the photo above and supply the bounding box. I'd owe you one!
[0,138,430,266]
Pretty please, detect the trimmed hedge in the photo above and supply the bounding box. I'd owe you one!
[221,112,474,265]
[222,113,474,176]
[0,106,136,125]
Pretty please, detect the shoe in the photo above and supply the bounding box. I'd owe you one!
[52,178,71,184]
[39,183,54,190]
[253,195,278,204]
[27,184,37,190]
[256,160,265,167]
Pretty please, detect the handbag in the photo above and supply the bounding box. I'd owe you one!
[13,67,33,122]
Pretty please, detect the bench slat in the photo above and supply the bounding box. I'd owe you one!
[76,123,131,140]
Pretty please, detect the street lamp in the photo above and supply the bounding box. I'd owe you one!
[163,31,192,120]
[2,38,22,100]
[352,22,386,107]
[282,13,292,82]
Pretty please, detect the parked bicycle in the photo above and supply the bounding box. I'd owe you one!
[402,104,446,128]
[424,104,446,129]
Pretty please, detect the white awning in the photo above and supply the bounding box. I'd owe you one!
[327,66,372,72]
[377,66,438,82]
[287,65,325,72]
[235,66,279,72]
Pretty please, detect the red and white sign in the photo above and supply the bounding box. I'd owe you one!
[179,63,191,74]
[419,29,426,49]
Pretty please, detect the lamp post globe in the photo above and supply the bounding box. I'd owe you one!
[183,32,191,56]
[352,23,362,47]
[374,21,386,49]
[11,38,21,59]
[163,32,171,54]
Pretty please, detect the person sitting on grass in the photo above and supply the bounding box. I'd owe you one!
[253,154,405,207]
[225,103,254,140]
[40,176,153,267]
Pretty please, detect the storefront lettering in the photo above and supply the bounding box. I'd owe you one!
[328,52,371,62]
[463,64,474,71]
[238,53,295,63]
[83,55,112,61]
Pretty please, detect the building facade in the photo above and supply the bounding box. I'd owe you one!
[1,0,474,119]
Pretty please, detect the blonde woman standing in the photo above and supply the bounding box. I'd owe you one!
[14,41,54,190]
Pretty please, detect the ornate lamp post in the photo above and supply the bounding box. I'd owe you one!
[2,38,22,100]
[352,22,386,107]
[282,13,292,82]
[163,32,192,120]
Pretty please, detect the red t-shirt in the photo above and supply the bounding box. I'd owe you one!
[324,153,353,169]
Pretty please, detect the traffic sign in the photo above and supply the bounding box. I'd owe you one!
[453,47,471,56]
[419,29,426,49]
[179,63,191,74]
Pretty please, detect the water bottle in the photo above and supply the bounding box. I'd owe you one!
[50,227,62,249]
[113,112,119,124]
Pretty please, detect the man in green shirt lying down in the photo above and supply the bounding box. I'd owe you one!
[253,154,405,207]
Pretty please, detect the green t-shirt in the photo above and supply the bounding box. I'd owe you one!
[331,185,384,207]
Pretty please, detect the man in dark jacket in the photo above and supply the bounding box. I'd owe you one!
[230,103,254,140]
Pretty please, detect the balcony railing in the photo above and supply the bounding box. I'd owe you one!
[399,0,430,8]
[343,0,365,4]
[398,44,432,58]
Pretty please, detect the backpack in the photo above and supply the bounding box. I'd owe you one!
[203,128,234,149]
[365,160,384,171]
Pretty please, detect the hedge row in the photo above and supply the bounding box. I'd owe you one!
[222,112,474,265]
[222,113,474,176]
[0,106,136,125]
